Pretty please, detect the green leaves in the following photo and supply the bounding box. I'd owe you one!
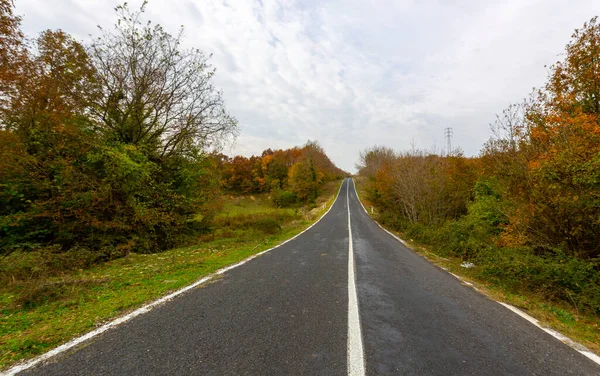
[0,1,226,257]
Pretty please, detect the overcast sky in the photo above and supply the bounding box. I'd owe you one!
[14,0,600,171]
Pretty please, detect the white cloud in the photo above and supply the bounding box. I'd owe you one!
[15,0,600,171]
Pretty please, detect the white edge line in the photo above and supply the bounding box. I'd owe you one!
[4,181,346,376]
[346,180,365,376]
[499,302,600,365]
[351,179,408,247]
[350,178,600,367]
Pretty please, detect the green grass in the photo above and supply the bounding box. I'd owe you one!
[0,180,342,370]
[217,194,296,217]
[353,177,600,356]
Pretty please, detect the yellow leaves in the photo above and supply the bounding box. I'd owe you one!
[261,154,273,171]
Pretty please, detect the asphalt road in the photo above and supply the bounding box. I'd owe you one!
[19,179,600,375]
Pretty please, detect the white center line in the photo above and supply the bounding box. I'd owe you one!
[347,179,366,376]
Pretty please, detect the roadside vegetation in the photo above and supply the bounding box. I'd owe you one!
[0,1,346,369]
[356,17,600,352]
[0,180,341,369]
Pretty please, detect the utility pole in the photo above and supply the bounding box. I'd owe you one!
[444,127,453,156]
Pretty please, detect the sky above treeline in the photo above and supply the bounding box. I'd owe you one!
[14,0,600,172]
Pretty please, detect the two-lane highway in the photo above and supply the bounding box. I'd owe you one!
[16,179,600,375]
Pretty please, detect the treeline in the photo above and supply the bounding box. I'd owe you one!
[0,0,237,267]
[0,0,346,274]
[212,140,346,206]
[358,18,600,315]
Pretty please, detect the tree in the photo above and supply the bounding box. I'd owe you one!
[288,159,320,202]
[523,18,600,258]
[0,28,100,249]
[356,145,395,180]
[89,2,238,160]
[544,17,600,116]
[358,144,476,226]
[301,140,344,181]
[0,0,27,117]
[224,156,254,192]
[263,149,293,189]
[479,18,600,259]
[0,2,236,255]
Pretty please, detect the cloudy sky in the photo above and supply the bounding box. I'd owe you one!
[14,0,600,171]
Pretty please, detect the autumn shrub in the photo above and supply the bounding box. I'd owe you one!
[358,148,477,226]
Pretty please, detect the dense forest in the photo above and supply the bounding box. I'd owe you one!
[0,1,344,272]
[212,141,345,203]
[357,17,600,315]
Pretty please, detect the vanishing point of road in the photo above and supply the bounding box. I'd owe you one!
[17,179,600,375]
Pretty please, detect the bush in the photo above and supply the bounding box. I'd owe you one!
[0,245,106,282]
[252,218,282,235]
[272,190,297,208]
[15,277,110,310]
[424,178,508,258]
[476,247,600,315]
[212,211,296,235]
[377,211,404,232]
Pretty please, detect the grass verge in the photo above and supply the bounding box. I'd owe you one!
[353,177,600,356]
[0,180,342,370]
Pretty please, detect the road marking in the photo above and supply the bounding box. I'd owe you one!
[4,182,346,376]
[347,180,366,376]
[351,180,409,247]
[499,302,600,365]
[351,178,600,367]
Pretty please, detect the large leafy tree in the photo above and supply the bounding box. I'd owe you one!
[0,1,237,255]
[89,2,238,160]
[288,158,320,202]
[524,18,600,258]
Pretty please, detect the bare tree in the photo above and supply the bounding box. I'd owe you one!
[485,102,527,155]
[89,2,238,159]
[480,101,533,198]
[356,145,395,179]
[388,149,448,225]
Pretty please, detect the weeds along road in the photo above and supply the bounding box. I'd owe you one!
[18,179,600,375]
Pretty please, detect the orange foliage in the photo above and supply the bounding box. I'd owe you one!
[483,18,600,258]
[218,141,346,199]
